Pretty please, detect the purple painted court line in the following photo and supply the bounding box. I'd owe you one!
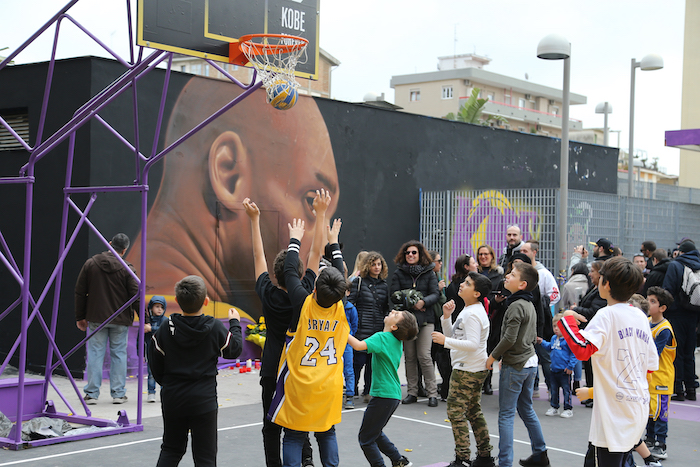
[668,400,700,423]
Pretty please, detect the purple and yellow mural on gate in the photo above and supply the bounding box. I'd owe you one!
[447,190,541,277]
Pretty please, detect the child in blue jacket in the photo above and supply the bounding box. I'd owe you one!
[145,295,167,402]
[539,313,578,418]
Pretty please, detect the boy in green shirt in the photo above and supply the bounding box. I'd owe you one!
[348,309,419,467]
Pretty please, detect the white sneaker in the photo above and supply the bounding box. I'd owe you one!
[560,409,573,418]
[147,393,156,403]
[533,389,541,398]
[545,407,559,416]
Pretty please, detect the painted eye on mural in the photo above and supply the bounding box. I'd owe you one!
[303,191,316,219]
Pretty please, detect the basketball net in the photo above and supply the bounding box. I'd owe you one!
[238,34,309,102]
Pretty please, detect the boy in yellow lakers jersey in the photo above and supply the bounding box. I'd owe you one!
[645,287,676,460]
[269,218,349,467]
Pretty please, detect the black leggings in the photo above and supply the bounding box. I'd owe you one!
[157,408,218,467]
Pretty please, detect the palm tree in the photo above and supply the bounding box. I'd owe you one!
[444,87,507,126]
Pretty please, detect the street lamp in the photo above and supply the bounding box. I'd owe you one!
[537,34,570,280]
[595,102,613,146]
[628,54,663,198]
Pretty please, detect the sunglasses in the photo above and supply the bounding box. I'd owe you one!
[405,250,419,256]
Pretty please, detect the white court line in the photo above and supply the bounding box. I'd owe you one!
[0,422,263,466]
[1,405,588,465]
[390,414,586,458]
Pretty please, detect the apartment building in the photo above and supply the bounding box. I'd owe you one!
[171,48,340,98]
[390,53,586,138]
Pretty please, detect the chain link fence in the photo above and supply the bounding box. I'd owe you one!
[421,187,700,280]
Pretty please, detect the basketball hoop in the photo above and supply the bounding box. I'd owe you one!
[229,34,309,102]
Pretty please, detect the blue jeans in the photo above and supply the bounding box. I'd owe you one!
[549,370,572,410]
[573,360,582,382]
[358,397,401,466]
[533,343,552,395]
[84,322,128,398]
[283,427,338,467]
[343,345,355,396]
[498,364,547,467]
[147,355,156,394]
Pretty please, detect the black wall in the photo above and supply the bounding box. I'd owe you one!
[0,57,617,374]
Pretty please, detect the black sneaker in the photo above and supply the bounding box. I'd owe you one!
[448,457,471,467]
[472,454,496,467]
[302,456,314,467]
[519,450,550,466]
[392,455,413,467]
[402,394,418,404]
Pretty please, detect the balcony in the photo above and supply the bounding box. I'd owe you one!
[463,99,582,131]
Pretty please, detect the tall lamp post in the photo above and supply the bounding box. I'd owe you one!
[628,55,663,198]
[595,102,613,146]
[537,34,570,280]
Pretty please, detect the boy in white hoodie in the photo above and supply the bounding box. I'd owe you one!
[432,271,495,467]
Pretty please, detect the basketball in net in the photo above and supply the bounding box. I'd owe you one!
[234,34,308,110]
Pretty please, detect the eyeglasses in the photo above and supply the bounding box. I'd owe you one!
[405,250,418,256]
[435,258,443,262]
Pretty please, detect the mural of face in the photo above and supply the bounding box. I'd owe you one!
[127,77,339,319]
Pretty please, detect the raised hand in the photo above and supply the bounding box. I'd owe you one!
[442,299,456,318]
[312,188,332,216]
[242,198,260,220]
[288,218,305,241]
[228,308,240,321]
[327,218,342,244]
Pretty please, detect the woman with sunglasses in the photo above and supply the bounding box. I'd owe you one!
[390,240,440,407]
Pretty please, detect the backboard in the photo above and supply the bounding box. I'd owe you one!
[137,0,320,80]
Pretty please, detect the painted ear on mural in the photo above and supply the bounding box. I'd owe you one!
[208,130,252,212]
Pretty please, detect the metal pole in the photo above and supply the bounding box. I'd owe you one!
[628,59,637,199]
[559,56,570,279]
[603,102,609,147]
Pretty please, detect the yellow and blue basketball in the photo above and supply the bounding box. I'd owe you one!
[268,79,298,110]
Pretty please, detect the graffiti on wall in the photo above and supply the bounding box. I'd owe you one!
[448,190,541,277]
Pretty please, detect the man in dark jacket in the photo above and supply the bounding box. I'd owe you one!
[662,240,700,401]
[498,225,524,268]
[589,238,614,262]
[75,233,139,405]
[643,249,670,296]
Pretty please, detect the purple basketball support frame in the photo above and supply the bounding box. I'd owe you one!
[0,1,262,450]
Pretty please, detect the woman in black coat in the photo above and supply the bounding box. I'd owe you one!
[390,240,440,407]
[347,251,389,400]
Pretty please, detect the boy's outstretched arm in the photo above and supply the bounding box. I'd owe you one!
[326,218,345,274]
[243,198,267,280]
[347,334,367,351]
[222,308,244,359]
[558,311,598,360]
[285,219,309,319]
[308,189,330,275]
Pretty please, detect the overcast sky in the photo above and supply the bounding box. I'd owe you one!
[1,0,687,174]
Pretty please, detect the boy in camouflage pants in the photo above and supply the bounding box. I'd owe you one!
[432,272,495,467]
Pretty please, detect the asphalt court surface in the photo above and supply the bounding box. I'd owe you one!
[2,374,700,467]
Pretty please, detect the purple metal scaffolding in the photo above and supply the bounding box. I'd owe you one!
[0,0,261,449]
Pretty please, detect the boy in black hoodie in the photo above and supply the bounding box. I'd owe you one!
[149,275,243,466]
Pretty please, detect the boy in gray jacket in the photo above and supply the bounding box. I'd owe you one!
[486,261,549,467]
